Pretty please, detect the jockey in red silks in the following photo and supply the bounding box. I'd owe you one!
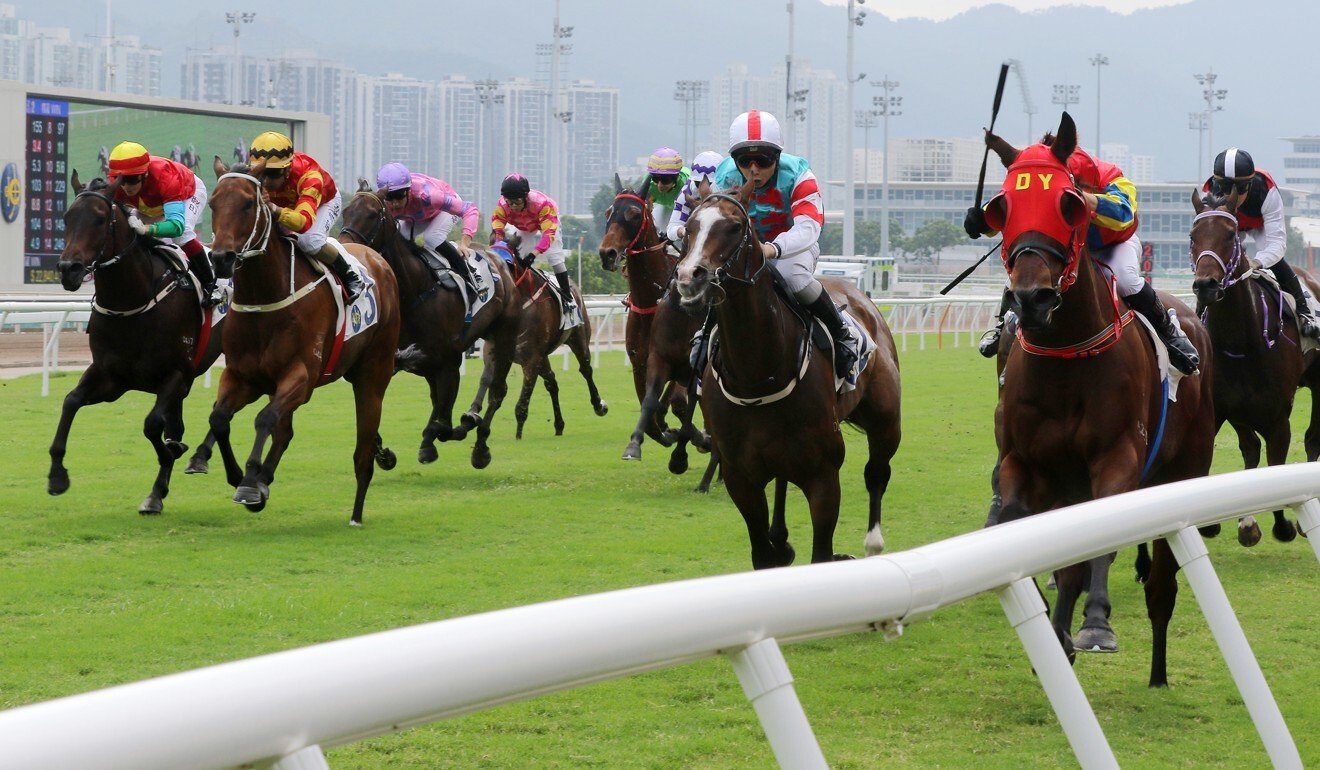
[967,135,1199,374]
[376,162,482,293]
[1200,147,1320,338]
[108,141,220,307]
[490,173,580,327]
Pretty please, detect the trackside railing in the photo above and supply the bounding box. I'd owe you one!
[0,465,1317,769]
[0,300,92,396]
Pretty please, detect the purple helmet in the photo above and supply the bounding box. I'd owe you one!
[376,162,411,192]
[647,147,683,177]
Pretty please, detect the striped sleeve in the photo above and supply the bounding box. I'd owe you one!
[1090,175,1136,233]
[490,200,508,240]
[438,190,480,238]
[277,169,326,234]
[772,169,824,257]
[665,179,698,242]
[534,199,559,252]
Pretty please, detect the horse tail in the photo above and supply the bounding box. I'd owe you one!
[395,344,429,374]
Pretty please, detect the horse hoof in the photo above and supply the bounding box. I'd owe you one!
[1273,517,1298,542]
[515,426,525,440]
[471,447,492,470]
[164,439,189,460]
[375,448,397,471]
[184,456,209,474]
[832,553,856,561]
[594,402,609,417]
[554,422,565,437]
[668,451,689,475]
[1238,522,1262,547]
[234,482,269,512]
[418,444,438,464]
[459,411,481,431]
[348,519,363,528]
[47,474,70,496]
[622,443,642,461]
[1198,523,1221,539]
[138,496,163,515]
[776,543,796,567]
[1074,626,1118,653]
[694,483,710,494]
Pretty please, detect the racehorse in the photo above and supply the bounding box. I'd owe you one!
[206,158,400,525]
[599,177,718,490]
[1190,190,1317,545]
[985,113,1215,687]
[339,184,521,469]
[49,171,225,514]
[232,139,249,165]
[674,184,902,567]
[496,232,608,438]
[97,146,110,178]
[181,144,200,171]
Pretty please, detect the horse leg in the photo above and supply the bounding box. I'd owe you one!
[1050,562,1085,663]
[233,368,311,510]
[47,364,122,496]
[1262,421,1299,542]
[513,362,538,440]
[695,445,721,494]
[185,430,217,474]
[862,422,899,557]
[208,370,262,489]
[138,373,191,515]
[984,460,1002,528]
[1305,385,1320,462]
[725,472,779,569]
[802,473,846,563]
[624,363,675,460]
[767,477,794,566]
[469,334,517,470]
[540,359,565,436]
[346,369,390,526]
[1074,552,1118,653]
[1232,423,1263,546]
[429,353,465,445]
[1144,538,1180,687]
[571,328,607,417]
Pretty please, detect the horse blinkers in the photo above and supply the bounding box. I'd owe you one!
[598,193,647,272]
[58,190,124,289]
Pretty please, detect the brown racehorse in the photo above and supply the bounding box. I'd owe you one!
[206,159,400,525]
[1190,190,1317,545]
[674,187,902,567]
[599,177,718,490]
[986,113,1215,687]
[49,173,225,514]
[339,186,521,469]
[492,233,608,438]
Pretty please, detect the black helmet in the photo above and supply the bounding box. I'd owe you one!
[500,173,530,199]
[1213,148,1254,181]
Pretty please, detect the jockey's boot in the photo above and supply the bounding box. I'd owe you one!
[184,242,221,308]
[437,240,476,292]
[1269,260,1320,339]
[554,270,580,324]
[807,291,859,382]
[1127,283,1199,375]
[319,242,367,303]
[978,287,1014,358]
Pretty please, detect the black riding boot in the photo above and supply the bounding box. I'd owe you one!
[555,270,579,322]
[187,249,220,308]
[1127,283,1199,375]
[437,240,474,289]
[979,287,1013,358]
[807,291,859,381]
[322,246,366,303]
[1268,260,1320,338]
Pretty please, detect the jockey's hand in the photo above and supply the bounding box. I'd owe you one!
[963,206,987,239]
[760,242,778,260]
[677,226,686,240]
[127,212,149,236]
[260,188,271,205]
[1251,258,1265,271]
[457,235,474,258]
[1082,191,1099,212]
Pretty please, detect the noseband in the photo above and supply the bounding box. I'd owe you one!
[1006,234,1079,294]
[73,189,136,274]
[1190,209,1244,289]
[217,172,274,260]
[342,191,391,246]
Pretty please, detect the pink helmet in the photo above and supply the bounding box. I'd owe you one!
[376,162,411,192]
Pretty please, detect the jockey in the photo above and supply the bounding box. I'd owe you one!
[646,147,690,236]
[375,162,481,292]
[666,150,723,243]
[107,141,220,307]
[489,173,579,325]
[1202,148,1320,338]
[966,137,1200,374]
[712,110,859,381]
[248,131,366,302]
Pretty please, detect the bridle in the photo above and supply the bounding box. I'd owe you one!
[687,193,763,304]
[1190,209,1245,289]
[216,172,274,260]
[73,189,138,275]
[609,192,668,258]
[341,190,392,247]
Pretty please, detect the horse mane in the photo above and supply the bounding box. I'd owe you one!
[229,162,252,175]
[1201,190,1231,209]
[1039,131,1057,146]
[86,177,109,192]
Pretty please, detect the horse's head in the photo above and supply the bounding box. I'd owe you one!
[208,158,268,278]
[598,173,653,272]
[1190,187,1246,307]
[58,172,130,291]
[341,189,393,249]
[674,182,759,315]
[984,112,1090,332]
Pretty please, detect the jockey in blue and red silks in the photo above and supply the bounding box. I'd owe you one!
[712,109,860,381]
[376,162,482,293]
[966,132,1199,374]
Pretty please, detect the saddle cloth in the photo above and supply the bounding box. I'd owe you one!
[437,248,498,323]
[1130,310,1186,402]
[322,239,381,342]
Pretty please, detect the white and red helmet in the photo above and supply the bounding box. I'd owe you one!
[728,110,784,154]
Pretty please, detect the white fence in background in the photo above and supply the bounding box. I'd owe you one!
[0,465,1316,770]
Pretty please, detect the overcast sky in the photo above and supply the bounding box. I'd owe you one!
[818,0,1193,19]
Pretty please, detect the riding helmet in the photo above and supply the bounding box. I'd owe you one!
[107,141,150,178]
[501,173,530,199]
[249,131,296,169]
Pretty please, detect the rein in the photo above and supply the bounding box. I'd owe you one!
[692,193,765,305]
[217,171,327,314]
[1192,208,1285,351]
[1014,253,1135,359]
[341,191,390,246]
[612,192,672,315]
[75,189,181,317]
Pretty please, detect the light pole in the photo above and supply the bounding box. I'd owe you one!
[1194,70,1227,173]
[225,11,255,106]
[785,0,796,149]
[1051,83,1079,115]
[1089,54,1108,157]
[1188,111,1209,181]
[855,109,880,224]
[843,0,867,257]
[474,79,504,211]
[674,80,707,155]
[873,78,900,261]
[547,0,573,206]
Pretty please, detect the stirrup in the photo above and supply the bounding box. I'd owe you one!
[1163,337,1200,376]
[978,327,1002,358]
[1301,313,1320,339]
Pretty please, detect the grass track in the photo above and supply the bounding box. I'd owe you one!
[0,340,1316,768]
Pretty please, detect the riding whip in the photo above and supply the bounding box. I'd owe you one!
[940,240,1002,295]
[974,63,1011,210]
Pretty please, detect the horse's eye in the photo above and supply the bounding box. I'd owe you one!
[243,199,254,211]
[94,216,106,227]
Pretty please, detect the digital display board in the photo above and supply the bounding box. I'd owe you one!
[24,98,68,284]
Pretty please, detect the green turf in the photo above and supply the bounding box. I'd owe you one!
[0,340,1316,768]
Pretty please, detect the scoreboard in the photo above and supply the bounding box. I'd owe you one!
[24,97,68,284]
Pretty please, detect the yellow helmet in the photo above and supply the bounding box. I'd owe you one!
[249,131,295,169]
[108,141,150,177]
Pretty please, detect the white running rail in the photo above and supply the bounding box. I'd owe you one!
[0,465,1316,770]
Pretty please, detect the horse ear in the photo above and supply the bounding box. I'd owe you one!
[1059,190,1088,228]
[638,176,652,202]
[986,130,1020,169]
[614,173,623,193]
[251,159,268,177]
[1191,187,1206,214]
[71,169,84,194]
[984,193,1008,232]
[213,156,229,177]
[737,178,755,210]
[1052,112,1077,167]
[358,178,370,192]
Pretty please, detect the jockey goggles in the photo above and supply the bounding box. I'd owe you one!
[734,148,779,170]
[119,174,146,185]
[1211,176,1250,195]
[384,188,409,201]
[261,166,287,180]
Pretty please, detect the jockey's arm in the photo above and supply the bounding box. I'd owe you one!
[489,202,508,245]
[533,201,559,253]
[770,171,824,258]
[144,200,187,239]
[1251,186,1287,269]
[1088,176,1137,233]
[273,171,324,234]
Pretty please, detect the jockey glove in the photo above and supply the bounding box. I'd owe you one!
[963,206,988,240]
